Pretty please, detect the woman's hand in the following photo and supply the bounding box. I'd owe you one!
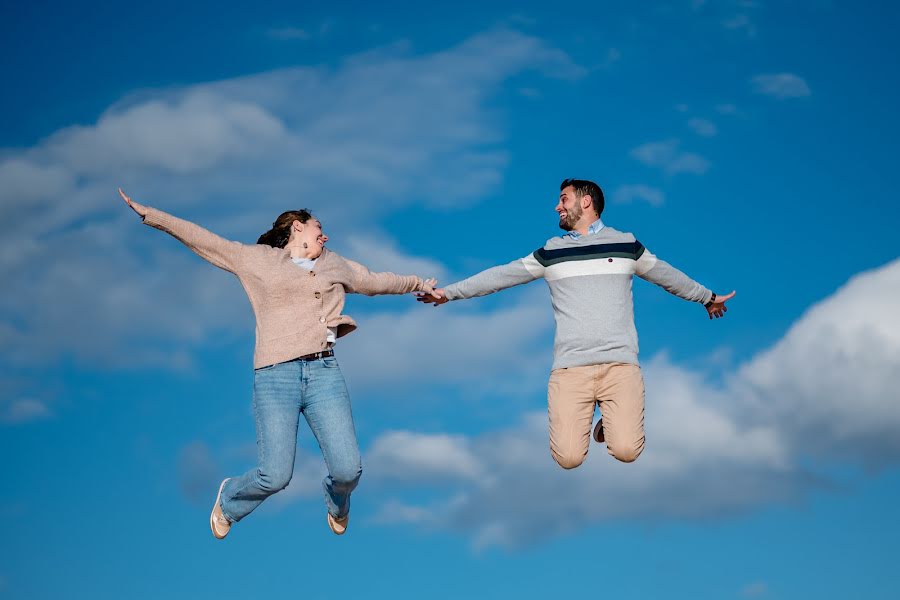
[118,188,148,218]
[417,278,447,305]
[420,278,438,294]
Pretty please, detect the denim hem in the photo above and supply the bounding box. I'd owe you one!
[220,476,266,523]
[220,502,239,524]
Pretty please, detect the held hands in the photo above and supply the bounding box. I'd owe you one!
[118,188,148,218]
[418,278,446,303]
[416,285,448,306]
[706,290,735,320]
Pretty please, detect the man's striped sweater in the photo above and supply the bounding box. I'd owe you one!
[442,226,713,369]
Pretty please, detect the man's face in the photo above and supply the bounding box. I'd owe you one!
[556,185,582,231]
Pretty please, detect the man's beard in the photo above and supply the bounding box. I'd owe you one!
[558,204,582,231]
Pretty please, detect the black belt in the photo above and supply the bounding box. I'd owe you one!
[291,349,334,362]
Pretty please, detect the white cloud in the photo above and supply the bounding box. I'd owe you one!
[366,431,483,482]
[0,159,74,216]
[751,73,811,99]
[737,259,900,465]
[630,139,710,175]
[688,117,718,137]
[43,94,286,176]
[0,219,250,369]
[612,184,665,207]
[339,236,447,282]
[373,500,438,525]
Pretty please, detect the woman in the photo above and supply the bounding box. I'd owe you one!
[118,188,437,539]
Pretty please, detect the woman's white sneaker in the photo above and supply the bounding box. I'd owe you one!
[210,478,232,540]
[327,512,349,535]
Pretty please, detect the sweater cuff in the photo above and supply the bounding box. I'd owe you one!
[141,207,169,229]
[441,284,461,301]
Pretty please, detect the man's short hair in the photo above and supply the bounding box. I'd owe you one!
[560,178,604,217]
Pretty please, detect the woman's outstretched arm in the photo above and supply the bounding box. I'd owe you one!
[340,255,436,297]
[119,188,245,274]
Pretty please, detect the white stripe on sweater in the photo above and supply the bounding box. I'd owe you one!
[634,249,658,276]
[543,258,636,281]
[521,254,546,277]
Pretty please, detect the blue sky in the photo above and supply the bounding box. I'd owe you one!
[2,1,899,598]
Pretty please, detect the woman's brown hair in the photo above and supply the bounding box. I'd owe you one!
[257,210,314,248]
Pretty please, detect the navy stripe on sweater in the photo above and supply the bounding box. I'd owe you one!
[533,241,645,267]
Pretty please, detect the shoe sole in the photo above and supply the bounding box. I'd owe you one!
[327,512,348,535]
[210,478,231,539]
[593,420,605,444]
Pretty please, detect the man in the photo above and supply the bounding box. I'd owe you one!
[417,179,734,469]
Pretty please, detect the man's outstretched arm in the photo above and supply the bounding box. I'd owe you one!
[417,253,545,306]
[634,242,735,319]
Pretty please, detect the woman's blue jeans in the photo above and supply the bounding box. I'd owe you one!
[219,355,362,522]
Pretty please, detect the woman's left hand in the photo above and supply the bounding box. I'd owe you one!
[421,278,441,295]
[118,188,149,218]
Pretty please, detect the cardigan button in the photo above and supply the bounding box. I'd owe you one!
[314,291,321,299]
[319,317,326,323]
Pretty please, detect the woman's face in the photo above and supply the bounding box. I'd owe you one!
[297,218,328,257]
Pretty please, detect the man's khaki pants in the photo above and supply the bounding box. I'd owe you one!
[547,363,645,469]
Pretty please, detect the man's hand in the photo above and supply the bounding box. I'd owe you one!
[416,287,448,306]
[118,188,148,218]
[706,290,735,319]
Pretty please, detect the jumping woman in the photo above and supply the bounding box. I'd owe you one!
[118,188,437,539]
